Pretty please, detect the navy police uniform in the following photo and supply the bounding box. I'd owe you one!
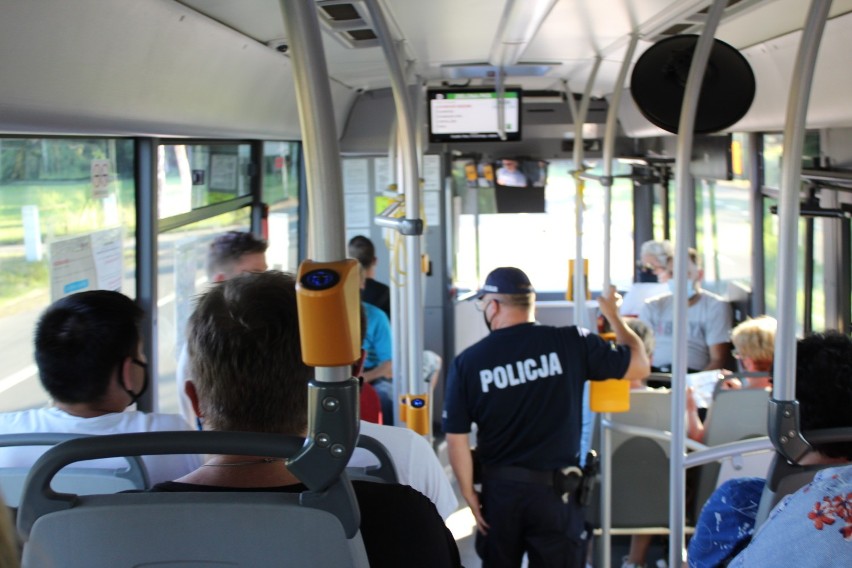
[443,268,631,568]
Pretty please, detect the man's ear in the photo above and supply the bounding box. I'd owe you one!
[185,381,203,419]
[212,272,227,283]
[119,356,135,391]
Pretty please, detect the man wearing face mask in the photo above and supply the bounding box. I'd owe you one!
[639,247,732,373]
[443,267,650,568]
[0,291,201,485]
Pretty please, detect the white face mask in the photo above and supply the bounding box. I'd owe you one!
[667,277,697,298]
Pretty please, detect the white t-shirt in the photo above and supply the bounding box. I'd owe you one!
[619,282,670,317]
[351,420,458,520]
[0,407,202,486]
[639,290,732,370]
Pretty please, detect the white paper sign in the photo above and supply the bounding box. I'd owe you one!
[374,157,390,193]
[343,159,369,194]
[422,154,441,191]
[344,194,370,228]
[49,228,123,301]
[90,159,112,199]
[424,191,441,227]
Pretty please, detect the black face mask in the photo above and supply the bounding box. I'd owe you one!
[637,267,658,283]
[124,358,149,406]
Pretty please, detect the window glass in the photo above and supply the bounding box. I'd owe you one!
[158,143,252,218]
[0,138,135,412]
[262,142,301,271]
[695,178,752,295]
[453,159,634,293]
[155,210,251,415]
[762,198,824,334]
[762,132,821,190]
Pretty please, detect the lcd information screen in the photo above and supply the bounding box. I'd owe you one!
[428,88,522,142]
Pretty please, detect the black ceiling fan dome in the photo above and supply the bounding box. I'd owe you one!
[630,34,756,134]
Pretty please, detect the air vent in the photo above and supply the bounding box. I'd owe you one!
[316,1,380,48]
[646,0,765,43]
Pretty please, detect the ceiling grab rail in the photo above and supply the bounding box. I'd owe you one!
[769,0,832,463]
[567,56,602,331]
[598,35,640,568]
[364,0,426,430]
[668,1,727,565]
[280,0,361,492]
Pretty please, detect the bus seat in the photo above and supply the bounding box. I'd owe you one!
[693,388,769,518]
[17,431,369,568]
[0,433,148,509]
[347,433,398,483]
[588,390,676,532]
[753,426,852,529]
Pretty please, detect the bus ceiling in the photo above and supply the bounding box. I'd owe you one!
[1,1,852,137]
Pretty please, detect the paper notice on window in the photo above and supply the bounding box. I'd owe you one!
[343,159,369,194]
[344,194,370,228]
[49,228,123,301]
[423,154,441,191]
[424,191,441,226]
[374,157,390,193]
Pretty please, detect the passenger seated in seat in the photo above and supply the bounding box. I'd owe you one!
[687,331,852,568]
[720,316,776,391]
[725,463,852,568]
[0,291,201,485]
[160,271,461,567]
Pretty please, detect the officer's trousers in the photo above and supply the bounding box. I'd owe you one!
[476,476,587,568]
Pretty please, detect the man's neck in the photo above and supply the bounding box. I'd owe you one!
[53,401,124,418]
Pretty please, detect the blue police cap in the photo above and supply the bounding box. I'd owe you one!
[478,267,534,296]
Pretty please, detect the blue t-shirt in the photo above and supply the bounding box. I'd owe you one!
[362,302,392,372]
[688,477,766,568]
[442,323,631,470]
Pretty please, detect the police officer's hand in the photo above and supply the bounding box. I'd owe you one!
[598,285,622,323]
[464,491,490,535]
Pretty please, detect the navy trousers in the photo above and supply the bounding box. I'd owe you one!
[476,476,587,568]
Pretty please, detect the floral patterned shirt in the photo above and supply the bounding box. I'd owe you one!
[727,464,852,567]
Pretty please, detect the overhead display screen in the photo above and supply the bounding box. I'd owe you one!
[428,88,522,143]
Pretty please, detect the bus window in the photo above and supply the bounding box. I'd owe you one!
[0,138,136,413]
[155,209,251,415]
[453,158,634,294]
[695,178,752,296]
[262,142,301,272]
[158,143,252,219]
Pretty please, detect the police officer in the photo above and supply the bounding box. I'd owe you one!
[443,267,650,568]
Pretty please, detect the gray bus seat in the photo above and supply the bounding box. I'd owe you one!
[754,427,852,529]
[347,433,398,483]
[588,389,676,533]
[17,431,369,568]
[693,388,769,518]
[0,433,148,508]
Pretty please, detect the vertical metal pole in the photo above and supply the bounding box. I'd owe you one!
[365,0,425,409]
[804,215,815,335]
[669,2,726,565]
[774,0,831,402]
[598,35,638,568]
[601,36,638,293]
[281,0,349,384]
[134,137,159,412]
[571,57,601,329]
[387,121,405,421]
[748,133,766,315]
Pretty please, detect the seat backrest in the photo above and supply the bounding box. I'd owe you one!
[694,389,769,517]
[753,426,852,528]
[588,389,673,529]
[0,433,148,508]
[18,431,369,568]
[347,433,398,483]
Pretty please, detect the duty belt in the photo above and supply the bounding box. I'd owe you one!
[482,464,584,504]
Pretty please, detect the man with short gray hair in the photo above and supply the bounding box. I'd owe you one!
[443,266,650,568]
